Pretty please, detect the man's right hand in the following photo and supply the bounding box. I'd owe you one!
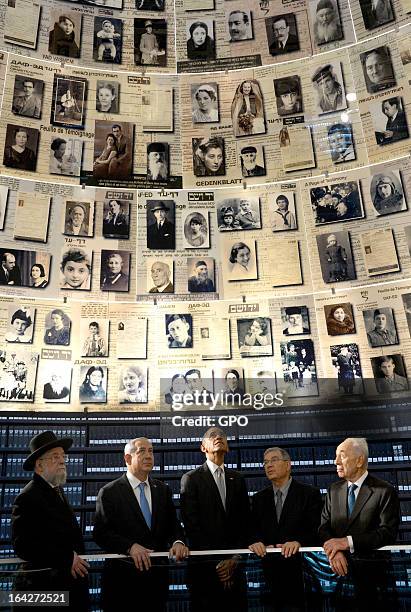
[129,543,154,571]
[329,551,348,576]
[249,541,267,557]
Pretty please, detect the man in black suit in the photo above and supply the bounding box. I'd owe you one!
[11,431,89,611]
[0,252,22,285]
[319,437,400,609]
[146,201,176,250]
[240,146,265,177]
[380,97,409,144]
[94,437,188,611]
[360,0,394,30]
[249,446,322,610]
[268,15,300,56]
[181,427,251,611]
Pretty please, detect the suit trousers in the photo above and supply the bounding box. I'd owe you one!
[187,557,247,612]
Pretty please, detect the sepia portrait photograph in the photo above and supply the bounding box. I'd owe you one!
[79,365,108,403]
[192,137,225,177]
[0,349,38,402]
[187,257,215,293]
[239,144,266,178]
[363,307,398,347]
[3,125,39,172]
[80,319,109,357]
[269,192,297,231]
[93,17,123,64]
[186,19,215,60]
[216,197,261,231]
[281,306,310,335]
[309,0,343,45]
[237,317,273,357]
[60,246,92,291]
[146,200,175,250]
[360,46,396,94]
[165,314,193,348]
[147,142,169,182]
[231,80,266,138]
[324,303,355,335]
[146,258,174,293]
[310,180,364,224]
[135,19,167,66]
[103,198,129,239]
[359,0,395,30]
[0,249,50,289]
[96,80,119,113]
[49,137,82,177]
[4,305,35,343]
[266,13,300,57]
[371,354,408,394]
[371,97,409,146]
[100,250,131,292]
[63,200,94,237]
[311,62,347,115]
[370,170,407,215]
[93,121,134,181]
[12,75,44,119]
[44,309,71,346]
[225,239,258,281]
[316,231,356,283]
[48,10,81,58]
[51,75,87,130]
[183,210,210,249]
[279,339,318,397]
[118,365,148,404]
[274,76,303,116]
[43,362,71,403]
[330,343,363,395]
[191,83,219,123]
[227,9,253,42]
[327,123,355,164]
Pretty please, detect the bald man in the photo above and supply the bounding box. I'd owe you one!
[149,261,174,293]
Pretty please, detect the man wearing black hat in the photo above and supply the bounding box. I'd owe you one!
[313,0,342,45]
[239,146,265,177]
[312,64,345,113]
[11,431,89,611]
[147,142,168,181]
[147,201,175,250]
[275,77,302,116]
[283,306,310,335]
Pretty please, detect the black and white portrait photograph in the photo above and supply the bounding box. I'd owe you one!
[359,0,395,30]
[269,192,297,231]
[191,83,219,123]
[311,63,347,115]
[227,9,253,42]
[279,339,318,397]
[96,80,119,113]
[0,186,8,230]
[371,97,409,146]
[266,13,300,56]
[274,76,303,116]
[63,200,94,237]
[165,314,193,348]
[239,144,266,177]
[217,197,261,231]
[162,367,214,409]
[103,198,129,239]
[60,247,92,291]
[363,307,398,347]
[146,200,176,250]
[226,239,258,281]
[80,319,109,357]
[93,121,134,180]
[237,317,273,357]
[327,123,356,164]
[12,75,44,119]
[51,75,87,129]
[370,170,407,215]
[330,343,363,395]
[361,46,396,94]
[60,0,122,7]
[48,10,81,58]
[405,226,411,258]
[231,80,266,138]
[213,367,245,399]
[192,137,225,177]
[147,142,169,182]
[0,349,38,402]
[134,19,167,67]
[3,125,39,172]
[183,211,210,249]
[100,250,131,292]
[310,180,364,224]
[0,249,50,289]
[187,257,215,293]
[136,0,164,10]
[79,365,107,403]
[4,305,35,343]
[42,362,71,403]
[186,19,215,60]
[281,306,310,335]
[118,365,148,404]
[309,0,343,45]
[93,17,122,64]
[402,293,411,336]
[371,354,408,394]
[44,309,71,346]
[324,303,355,336]
[147,259,174,293]
[49,137,82,177]
[316,231,356,283]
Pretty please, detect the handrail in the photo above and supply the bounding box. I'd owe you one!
[1,545,410,565]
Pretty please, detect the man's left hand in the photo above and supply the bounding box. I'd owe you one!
[323,537,349,560]
[169,542,189,562]
[276,541,301,558]
[216,558,237,588]
[71,552,89,579]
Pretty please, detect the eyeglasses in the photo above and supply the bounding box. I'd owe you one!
[274,26,287,32]
[263,458,288,465]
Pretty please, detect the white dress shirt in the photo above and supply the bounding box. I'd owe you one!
[206,458,226,502]
[126,470,152,512]
[347,470,368,552]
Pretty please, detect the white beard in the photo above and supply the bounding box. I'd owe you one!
[316,20,339,41]
[149,160,166,180]
[51,381,64,395]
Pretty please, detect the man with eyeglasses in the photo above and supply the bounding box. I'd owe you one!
[249,446,322,610]
[268,14,300,56]
[11,431,89,611]
[94,437,188,611]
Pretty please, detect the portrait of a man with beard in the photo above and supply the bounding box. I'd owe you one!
[147,142,169,181]
[43,370,70,402]
[312,0,343,45]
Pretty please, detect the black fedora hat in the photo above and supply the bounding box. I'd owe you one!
[23,431,73,471]
[150,201,169,213]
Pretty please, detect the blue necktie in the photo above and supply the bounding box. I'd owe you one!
[348,484,357,516]
[138,482,152,529]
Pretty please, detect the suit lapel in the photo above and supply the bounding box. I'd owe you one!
[348,481,372,527]
[150,478,159,534]
[336,481,348,523]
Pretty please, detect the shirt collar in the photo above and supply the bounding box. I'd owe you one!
[126,471,150,490]
[273,476,292,495]
[348,470,368,488]
[206,458,225,474]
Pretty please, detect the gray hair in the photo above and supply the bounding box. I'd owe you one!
[124,437,148,455]
[264,447,291,461]
[344,437,369,466]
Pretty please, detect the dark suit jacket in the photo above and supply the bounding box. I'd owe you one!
[0,265,21,286]
[318,474,400,553]
[180,462,251,550]
[386,110,409,142]
[93,473,184,554]
[269,33,299,56]
[251,479,322,546]
[147,219,175,250]
[12,473,84,570]
[360,0,394,29]
[149,281,174,293]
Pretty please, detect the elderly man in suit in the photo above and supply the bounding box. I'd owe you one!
[319,437,400,609]
[94,437,188,611]
[11,431,89,611]
[181,427,251,611]
[249,446,322,610]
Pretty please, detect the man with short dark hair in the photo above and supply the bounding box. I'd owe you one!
[188,260,215,293]
[0,252,21,286]
[147,201,175,250]
[312,64,344,113]
[380,97,409,144]
[269,15,299,55]
[271,195,297,230]
[12,79,42,118]
[228,10,251,41]
[367,309,397,346]
[108,124,132,178]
